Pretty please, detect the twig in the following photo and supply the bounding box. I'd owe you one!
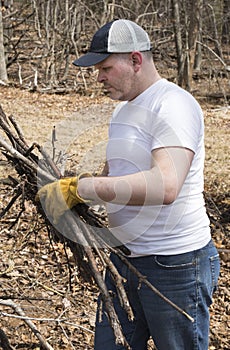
[0,299,55,350]
[196,41,227,68]
[114,250,194,323]
[62,213,132,349]
[0,134,54,182]
[36,143,62,179]
[74,215,134,321]
[0,109,28,154]
[8,115,29,148]
[0,328,15,350]
[0,187,22,219]
[83,245,131,349]
[100,251,134,321]
[0,308,94,334]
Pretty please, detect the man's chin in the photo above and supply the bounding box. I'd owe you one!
[105,91,118,100]
[104,88,123,101]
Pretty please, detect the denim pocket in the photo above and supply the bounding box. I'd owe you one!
[154,253,196,269]
[209,253,220,294]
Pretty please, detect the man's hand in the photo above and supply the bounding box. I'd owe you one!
[36,173,91,224]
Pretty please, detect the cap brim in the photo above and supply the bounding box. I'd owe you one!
[73,52,111,67]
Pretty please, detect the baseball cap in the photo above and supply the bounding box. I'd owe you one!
[73,19,152,67]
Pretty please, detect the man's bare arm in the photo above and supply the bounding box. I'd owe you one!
[78,147,194,206]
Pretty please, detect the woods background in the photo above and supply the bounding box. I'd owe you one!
[0,0,229,96]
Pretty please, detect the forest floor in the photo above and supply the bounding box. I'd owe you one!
[0,85,229,349]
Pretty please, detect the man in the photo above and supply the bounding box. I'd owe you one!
[38,19,220,349]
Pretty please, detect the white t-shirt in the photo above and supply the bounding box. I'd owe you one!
[106,79,211,256]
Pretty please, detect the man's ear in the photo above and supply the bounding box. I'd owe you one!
[130,52,142,71]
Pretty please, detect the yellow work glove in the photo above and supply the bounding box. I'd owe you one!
[36,173,91,224]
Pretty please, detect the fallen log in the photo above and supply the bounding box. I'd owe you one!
[0,104,194,348]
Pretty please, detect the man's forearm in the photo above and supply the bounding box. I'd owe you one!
[77,168,167,206]
[77,147,193,206]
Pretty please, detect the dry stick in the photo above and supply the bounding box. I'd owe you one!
[0,112,28,154]
[0,105,8,123]
[8,115,29,148]
[0,310,94,334]
[0,299,54,350]
[63,213,131,349]
[196,40,227,68]
[76,205,131,256]
[76,217,134,322]
[1,113,42,171]
[0,328,15,350]
[114,249,194,323]
[0,135,54,182]
[0,113,52,181]
[100,250,134,321]
[22,143,52,178]
[0,111,44,175]
[84,246,131,349]
[0,188,22,219]
[36,144,62,179]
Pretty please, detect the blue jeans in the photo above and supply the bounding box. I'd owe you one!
[94,240,220,350]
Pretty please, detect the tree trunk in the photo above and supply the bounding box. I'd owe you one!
[222,0,230,42]
[194,0,203,71]
[171,0,184,87]
[0,8,8,82]
[207,2,223,58]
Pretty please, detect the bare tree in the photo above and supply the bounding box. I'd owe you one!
[0,6,8,83]
[171,0,185,86]
[205,1,223,58]
[222,0,230,43]
[171,0,205,90]
[194,0,203,71]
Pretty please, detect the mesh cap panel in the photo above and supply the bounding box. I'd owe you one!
[108,20,151,52]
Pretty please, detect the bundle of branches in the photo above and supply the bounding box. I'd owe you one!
[0,104,194,349]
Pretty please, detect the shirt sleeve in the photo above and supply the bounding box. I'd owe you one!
[151,90,203,153]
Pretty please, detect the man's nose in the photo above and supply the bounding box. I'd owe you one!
[97,71,105,83]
